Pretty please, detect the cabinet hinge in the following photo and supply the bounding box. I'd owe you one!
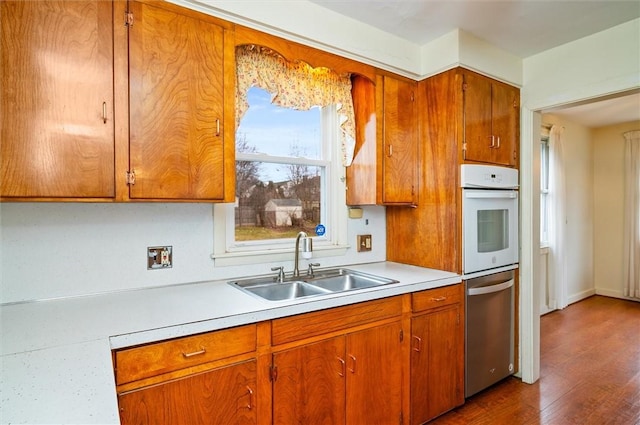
[124,11,134,27]
[457,312,460,325]
[270,365,278,382]
[399,412,403,425]
[126,170,136,186]
[462,82,468,91]
[399,329,404,342]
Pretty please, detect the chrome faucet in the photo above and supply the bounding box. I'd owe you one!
[293,231,313,277]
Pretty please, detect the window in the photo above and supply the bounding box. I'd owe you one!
[234,87,331,245]
[213,45,355,266]
[540,134,550,245]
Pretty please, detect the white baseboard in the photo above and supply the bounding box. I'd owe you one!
[596,288,640,302]
[568,288,596,305]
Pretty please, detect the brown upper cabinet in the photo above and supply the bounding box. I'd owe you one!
[127,1,230,200]
[462,69,520,167]
[1,0,116,199]
[1,0,235,202]
[347,74,418,206]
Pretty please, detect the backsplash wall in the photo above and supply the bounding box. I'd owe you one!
[0,203,386,304]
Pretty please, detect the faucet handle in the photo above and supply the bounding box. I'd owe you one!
[271,266,286,282]
[307,263,321,277]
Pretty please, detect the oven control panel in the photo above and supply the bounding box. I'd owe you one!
[461,164,519,189]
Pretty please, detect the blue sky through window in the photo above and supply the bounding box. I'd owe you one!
[237,87,322,164]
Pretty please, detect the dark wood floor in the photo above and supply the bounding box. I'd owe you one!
[430,295,640,425]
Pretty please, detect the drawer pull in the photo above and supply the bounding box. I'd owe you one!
[182,347,206,358]
[431,296,447,302]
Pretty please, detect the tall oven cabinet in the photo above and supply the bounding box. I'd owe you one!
[386,67,520,274]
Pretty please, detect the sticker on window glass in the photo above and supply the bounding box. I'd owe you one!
[315,224,326,236]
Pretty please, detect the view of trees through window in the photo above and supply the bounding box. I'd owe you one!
[235,87,326,242]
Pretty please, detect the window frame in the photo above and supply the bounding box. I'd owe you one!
[212,106,349,267]
[540,135,550,247]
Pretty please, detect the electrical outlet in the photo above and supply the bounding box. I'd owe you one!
[357,235,372,252]
[148,246,172,269]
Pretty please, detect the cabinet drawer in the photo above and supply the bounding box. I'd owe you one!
[114,324,257,385]
[272,296,402,346]
[412,284,462,313]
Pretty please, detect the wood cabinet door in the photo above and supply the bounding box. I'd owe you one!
[462,71,493,164]
[491,81,519,166]
[128,1,225,200]
[346,322,403,425]
[1,0,115,198]
[118,360,257,425]
[272,337,346,425]
[410,305,464,424]
[380,76,418,205]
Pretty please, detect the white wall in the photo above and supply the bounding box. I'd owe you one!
[0,203,386,304]
[522,19,640,110]
[593,120,640,298]
[541,114,595,304]
[520,17,639,383]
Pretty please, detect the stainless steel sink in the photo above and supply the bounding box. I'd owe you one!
[229,268,398,302]
[305,269,397,291]
[238,281,332,301]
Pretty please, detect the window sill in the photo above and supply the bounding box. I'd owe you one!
[211,244,350,267]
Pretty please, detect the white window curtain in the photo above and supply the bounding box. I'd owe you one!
[623,130,640,299]
[548,124,568,309]
[235,45,356,166]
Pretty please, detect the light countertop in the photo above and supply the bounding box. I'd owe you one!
[0,261,460,425]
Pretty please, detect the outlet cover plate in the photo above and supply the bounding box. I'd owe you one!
[148,246,172,269]
[357,235,372,252]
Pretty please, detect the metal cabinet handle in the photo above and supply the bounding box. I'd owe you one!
[412,335,422,352]
[388,144,393,157]
[338,357,346,377]
[182,347,206,358]
[102,102,107,124]
[430,296,447,302]
[488,135,495,148]
[245,386,253,410]
[496,136,501,148]
[348,354,357,374]
[215,119,220,137]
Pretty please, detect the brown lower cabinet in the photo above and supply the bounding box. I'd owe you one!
[410,285,465,424]
[118,360,257,425]
[114,285,463,425]
[273,322,403,425]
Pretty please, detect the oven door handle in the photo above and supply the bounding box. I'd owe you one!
[468,279,514,296]
[464,191,518,199]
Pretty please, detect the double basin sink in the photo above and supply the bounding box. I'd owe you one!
[229,268,399,302]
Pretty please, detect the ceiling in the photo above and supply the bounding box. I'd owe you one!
[544,91,640,128]
[307,0,640,58]
[307,0,640,128]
